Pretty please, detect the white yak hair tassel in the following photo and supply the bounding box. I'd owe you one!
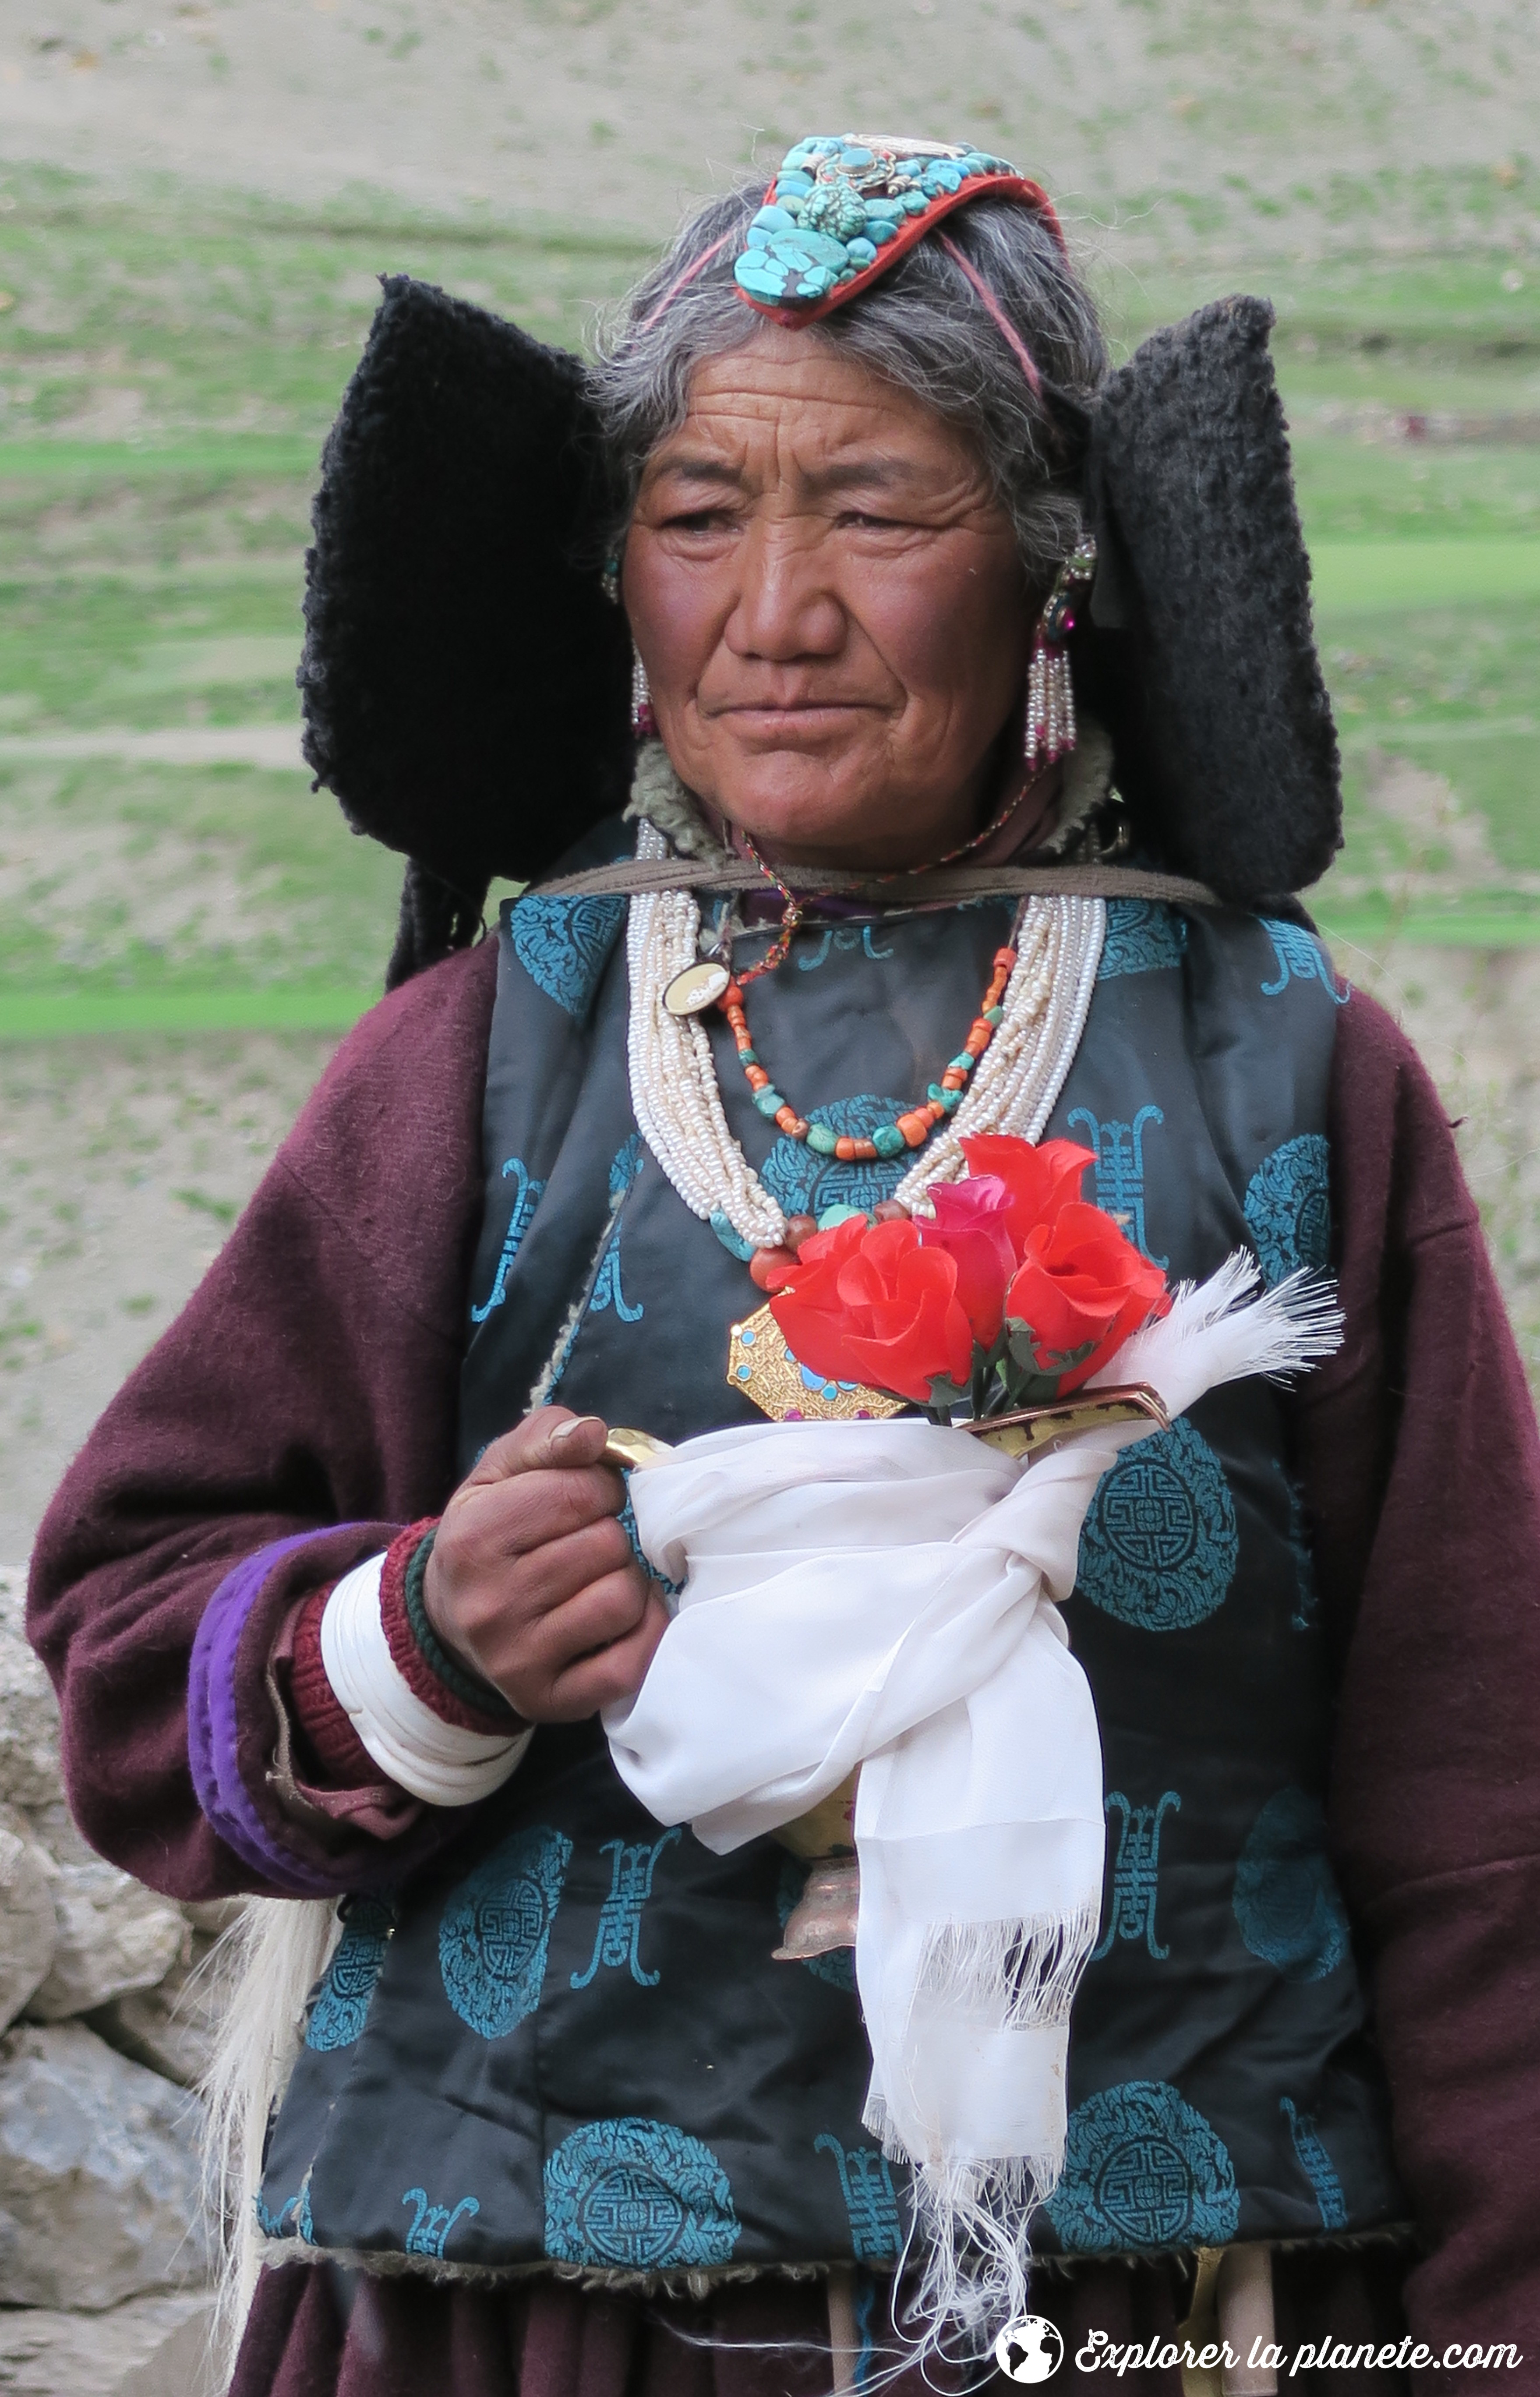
[1095,1254,1343,1424]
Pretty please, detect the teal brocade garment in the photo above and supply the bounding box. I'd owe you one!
[258,836,1406,2281]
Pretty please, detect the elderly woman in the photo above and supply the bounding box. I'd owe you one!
[28,142,1540,2396]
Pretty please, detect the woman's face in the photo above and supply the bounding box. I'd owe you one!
[623,322,1033,871]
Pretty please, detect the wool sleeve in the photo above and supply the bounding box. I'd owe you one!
[26,936,501,1902]
[1297,986,1540,2381]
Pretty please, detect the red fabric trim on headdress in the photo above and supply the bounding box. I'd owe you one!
[936,230,1043,394]
[637,228,737,335]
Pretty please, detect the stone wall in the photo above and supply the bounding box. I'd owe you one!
[0,1567,221,2397]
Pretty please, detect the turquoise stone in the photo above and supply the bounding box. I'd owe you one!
[735,255,791,300]
[805,183,866,240]
[768,228,849,269]
[901,191,928,216]
[948,1051,975,1072]
[872,1125,906,1159]
[924,163,964,195]
[807,1124,838,1156]
[753,204,798,234]
[737,1047,758,1066]
[867,217,901,246]
[817,1204,866,1231]
[839,144,875,166]
[845,238,877,267]
[776,170,814,197]
[745,226,773,251]
[984,1005,1004,1025]
[930,1084,963,1112]
[753,1086,786,1117]
[710,1209,756,1261]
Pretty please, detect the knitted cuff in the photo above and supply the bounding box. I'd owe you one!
[378,1521,523,1736]
[290,1580,381,1787]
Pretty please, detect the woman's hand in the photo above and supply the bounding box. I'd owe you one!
[422,1408,671,1723]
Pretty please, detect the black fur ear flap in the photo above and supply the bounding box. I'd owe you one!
[299,277,631,904]
[1082,295,1342,904]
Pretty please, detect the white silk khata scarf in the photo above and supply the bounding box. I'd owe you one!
[606,1259,1339,2351]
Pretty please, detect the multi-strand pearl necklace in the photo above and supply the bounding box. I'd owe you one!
[625,817,1107,1254]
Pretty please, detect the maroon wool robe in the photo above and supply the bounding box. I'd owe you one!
[27,935,1540,2395]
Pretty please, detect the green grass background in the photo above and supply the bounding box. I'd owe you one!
[0,161,1536,1034]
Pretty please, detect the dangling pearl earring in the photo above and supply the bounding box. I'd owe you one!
[1024,537,1097,772]
[631,647,657,740]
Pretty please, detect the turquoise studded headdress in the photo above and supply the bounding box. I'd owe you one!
[733,135,1064,325]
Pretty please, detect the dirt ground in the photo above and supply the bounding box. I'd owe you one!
[0,1029,335,1558]
[0,0,1536,262]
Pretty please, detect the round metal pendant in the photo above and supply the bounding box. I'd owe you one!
[663,961,731,1017]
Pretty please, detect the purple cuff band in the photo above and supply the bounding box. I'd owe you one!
[188,1528,378,1896]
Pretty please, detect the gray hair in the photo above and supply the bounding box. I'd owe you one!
[591,177,1107,591]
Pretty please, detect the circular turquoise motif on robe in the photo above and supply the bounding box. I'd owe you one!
[304,1896,393,2051]
[1244,1135,1330,1287]
[1232,1787,1350,1981]
[760,1095,912,1221]
[544,2118,740,2268]
[1076,1418,1238,1631]
[439,1824,573,2040]
[1046,2080,1239,2252]
[509,893,625,1021]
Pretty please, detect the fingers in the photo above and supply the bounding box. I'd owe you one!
[452,1457,628,1559]
[448,1520,636,1668]
[539,1587,673,1723]
[514,1564,657,1683]
[469,1567,669,1725]
[425,1404,670,1726]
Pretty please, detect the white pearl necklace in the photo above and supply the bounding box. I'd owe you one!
[625,818,1106,1251]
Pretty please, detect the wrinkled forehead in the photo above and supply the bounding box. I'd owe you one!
[641,328,993,497]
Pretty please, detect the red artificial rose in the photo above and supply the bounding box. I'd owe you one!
[1004,1200,1170,1396]
[770,1214,975,1406]
[958,1133,1094,1253]
[916,1175,1018,1347]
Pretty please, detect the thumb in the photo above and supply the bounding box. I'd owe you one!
[464,1408,612,1485]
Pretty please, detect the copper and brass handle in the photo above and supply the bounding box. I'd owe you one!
[600,1426,675,1473]
[966,1382,1169,1462]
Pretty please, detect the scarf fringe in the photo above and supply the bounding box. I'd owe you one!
[862,1902,1101,2363]
[911,1901,1101,2036]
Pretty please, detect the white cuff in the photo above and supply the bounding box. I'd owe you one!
[318,1553,532,1807]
